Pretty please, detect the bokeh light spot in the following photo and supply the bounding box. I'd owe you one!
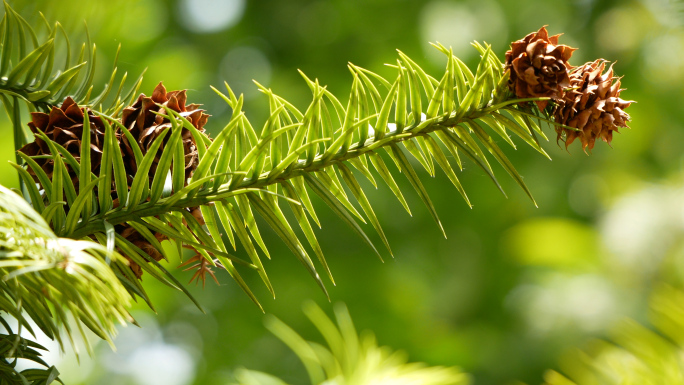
[601,185,683,272]
[130,343,196,385]
[503,218,598,268]
[178,0,245,33]
[420,0,506,64]
[507,274,618,334]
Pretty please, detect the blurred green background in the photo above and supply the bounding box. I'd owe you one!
[5,0,684,384]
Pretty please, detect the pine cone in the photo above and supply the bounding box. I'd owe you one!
[121,82,209,184]
[553,60,633,150]
[118,83,211,280]
[18,97,107,188]
[505,26,577,110]
[17,90,214,282]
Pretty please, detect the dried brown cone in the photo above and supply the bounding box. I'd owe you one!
[120,82,209,184]
[18,97,108,189]
[553,59,633,151]
[505,26,577,110]
[14,98,153,277]
[118,83,211,281]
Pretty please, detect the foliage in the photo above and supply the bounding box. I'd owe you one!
[0,185,131,384]
[0,1,143,162]
[0,185,131,350]
[543,285,684,385]
[62,38,551,309]
[0,1,645,384]
[5,0,558,314]
[0,0,555,376]
[233,301,469,385]
[0,320,62,385]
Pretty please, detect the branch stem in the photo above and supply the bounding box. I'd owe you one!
[70,104,514,239]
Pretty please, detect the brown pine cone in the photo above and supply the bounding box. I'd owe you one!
[118,83,211,280]
[505,26,577,110]
[553,60,633,150]
[18,97,108,188]
[120,82,209,184]
[17,88,214,282]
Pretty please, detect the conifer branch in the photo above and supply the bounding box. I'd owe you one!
[0,4,634,374]
[0,0,144,152]
[32,40,556,309]
[0,185,132,357]
[0,320,62,384]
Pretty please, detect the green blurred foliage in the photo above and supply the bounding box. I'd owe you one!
[4,0,684,384]
[544,285,684,385]
[233,301,469,385]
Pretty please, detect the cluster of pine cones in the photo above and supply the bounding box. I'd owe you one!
[505,26,633,150]
[19,83,212,280]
